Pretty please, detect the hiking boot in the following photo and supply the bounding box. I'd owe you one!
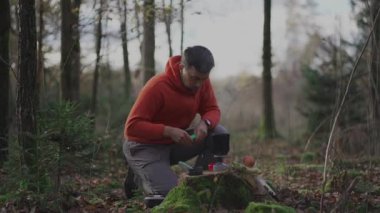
[144,194,165,208]
[124,168,138,199]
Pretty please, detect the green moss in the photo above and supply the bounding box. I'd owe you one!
[245,202,296,213]
[184,174,216,204]
[151,183,201,213]
[185,171,256,209]
[215,173,255,209]
[154,169,277,212]
[301,152,316,163]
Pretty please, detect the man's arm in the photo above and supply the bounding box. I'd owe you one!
[125,83,166,140]
[199,80,221,129]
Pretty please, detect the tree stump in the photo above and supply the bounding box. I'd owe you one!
[152,165,295,212]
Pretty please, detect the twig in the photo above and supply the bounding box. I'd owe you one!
[0,56,18,84]
[331,177,359,212]
[319,6,380,212]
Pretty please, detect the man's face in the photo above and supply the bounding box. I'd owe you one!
[181,65,209,91]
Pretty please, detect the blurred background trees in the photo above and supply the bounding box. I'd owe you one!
[0,0,380,211]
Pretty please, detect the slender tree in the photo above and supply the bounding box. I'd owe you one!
[133,0,143,62]
[61,0,81,102]
[18,0,38,175]
[370,0,380,151]
[61,0,71,102]
[180,0,184,53]
[370,0,380,121]
[37,0,45,106]
[90,0,104,116]
[163,0,173,57]
[0,0,11,164]
[133,0,142,43]
[118,0,132,97]
[143,0,155,83]
[261,0,277,139]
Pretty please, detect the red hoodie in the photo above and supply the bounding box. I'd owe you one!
[124,56,221,144]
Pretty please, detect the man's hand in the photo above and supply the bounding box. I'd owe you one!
[164,126,193,145]
[194,120,208,143]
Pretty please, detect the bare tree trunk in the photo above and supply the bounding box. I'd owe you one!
[61,0,72,102]
[118,0,132,97]
[370,0,380,153]
[163,0,173,57]
[72,0,81,102]
[180,0,184,53]
[60,0,81,102]
[90,0,104,116]
[143,0,155,83]
[37,0,44,106]
[18,0,38,177]
[105,8,113,129]
[133,0,143,61]
[261,0,276,139]
[0,0,11,164]
[134,0,142,43]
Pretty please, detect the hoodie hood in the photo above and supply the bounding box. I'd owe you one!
[165,55,197,95]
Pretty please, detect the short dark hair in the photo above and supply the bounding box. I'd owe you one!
[182,46,215,73]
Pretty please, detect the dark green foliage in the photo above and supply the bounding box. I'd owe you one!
[300,67,338,134]
[300,37,366,139]
[301,2,378,155]
[37,102,95,177]
[38,102,94,160]
[0,102,95,211]
[245,202,296,213]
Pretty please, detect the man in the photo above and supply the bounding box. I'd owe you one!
[123,45,228,198]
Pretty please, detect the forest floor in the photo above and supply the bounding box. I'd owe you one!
[1,138,380,212]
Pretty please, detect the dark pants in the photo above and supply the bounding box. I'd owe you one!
[123,125,228,196]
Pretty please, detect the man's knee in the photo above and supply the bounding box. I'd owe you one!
[137,161,178,196]
[210,124,230,156]
[211,124,228,135]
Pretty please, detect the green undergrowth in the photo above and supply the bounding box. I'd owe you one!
[245,202,296,213]
[301,152,317,163]
[279,163,324,177]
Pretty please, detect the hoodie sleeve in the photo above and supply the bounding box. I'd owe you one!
[125,82,166,140]
[199,80,221,129]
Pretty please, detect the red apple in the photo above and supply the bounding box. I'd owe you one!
[243,155,255,168]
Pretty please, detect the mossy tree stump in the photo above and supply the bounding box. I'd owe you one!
[152,166,293,212]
